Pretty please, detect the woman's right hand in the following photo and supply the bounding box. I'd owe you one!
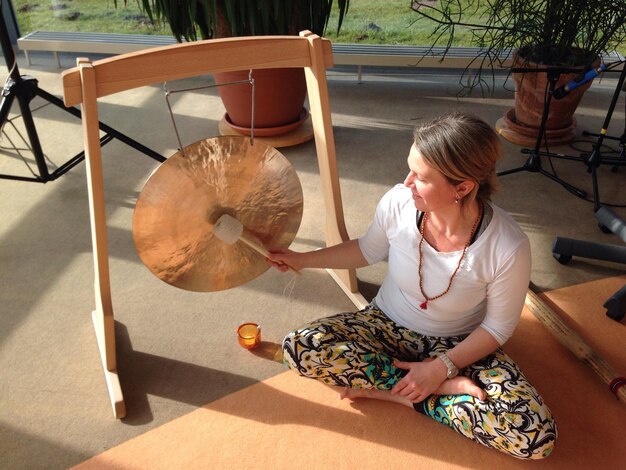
[267,249,303,273]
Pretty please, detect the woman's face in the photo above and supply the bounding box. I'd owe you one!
[404,145,458,212]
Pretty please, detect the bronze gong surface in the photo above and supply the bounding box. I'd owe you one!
[133,136,303,292]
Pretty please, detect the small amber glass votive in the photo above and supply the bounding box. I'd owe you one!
[237,323,261,350]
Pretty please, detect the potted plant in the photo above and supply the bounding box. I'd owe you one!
[125,0,350,137]
[411,0,626,145]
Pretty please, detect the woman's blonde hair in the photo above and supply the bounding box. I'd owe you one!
[413,112,501,206]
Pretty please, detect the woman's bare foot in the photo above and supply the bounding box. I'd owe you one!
[436,376,487,401]
[339,387,414,408]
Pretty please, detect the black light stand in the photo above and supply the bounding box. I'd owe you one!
[552,63,626,322]
[497,67,587,199]
[0,7,165,183]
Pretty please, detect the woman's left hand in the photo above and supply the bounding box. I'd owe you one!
[391,357,447,403]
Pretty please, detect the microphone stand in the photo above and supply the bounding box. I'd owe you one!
[581,68,626,210]
[0,7,165,183]
[497,67,587,199]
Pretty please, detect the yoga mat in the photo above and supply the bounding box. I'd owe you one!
[74,276,626,469]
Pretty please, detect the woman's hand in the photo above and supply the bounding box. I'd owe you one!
[391,357,447,403]
[267,249,304,273]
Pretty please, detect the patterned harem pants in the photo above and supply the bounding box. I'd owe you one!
[282,305,557,460]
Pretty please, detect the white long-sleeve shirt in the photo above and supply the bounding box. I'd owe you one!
[358,184,531,345]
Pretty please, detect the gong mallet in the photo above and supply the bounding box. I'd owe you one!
[525,284,626,405]
[213,214,300,276]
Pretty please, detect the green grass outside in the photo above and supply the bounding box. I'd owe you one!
[13,0,167,35]
[13,0,472,46]
[12,0,624,54]
[325,0,474,46]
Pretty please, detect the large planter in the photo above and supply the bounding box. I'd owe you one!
[497,51,598,146]
[214,68,308,137]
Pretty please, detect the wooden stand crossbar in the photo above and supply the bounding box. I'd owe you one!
[61,32,365,418]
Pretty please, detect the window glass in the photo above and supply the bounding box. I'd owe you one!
[13,0,166,35]
[11,1,430,45]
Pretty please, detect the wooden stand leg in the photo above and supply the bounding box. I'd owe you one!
[326,269,369,310]
[79,58,126,418]
[92,310,125,418]
[302,31,363,303]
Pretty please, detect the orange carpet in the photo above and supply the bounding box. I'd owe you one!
[74,276,626,469]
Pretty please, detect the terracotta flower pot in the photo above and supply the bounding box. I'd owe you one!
[214,68,307,136]
[498,50,599,146]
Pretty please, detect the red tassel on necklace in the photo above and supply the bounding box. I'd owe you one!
[420,300,428,310]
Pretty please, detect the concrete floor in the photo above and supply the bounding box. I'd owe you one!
[1,50,625,469]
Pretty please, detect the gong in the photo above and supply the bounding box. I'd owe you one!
[133,136,303,292]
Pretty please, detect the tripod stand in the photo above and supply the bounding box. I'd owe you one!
[552,63,626,321]
[497,68,587,199]
[0,7,165,183]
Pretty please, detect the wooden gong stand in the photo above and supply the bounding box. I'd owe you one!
[61,31,369,419]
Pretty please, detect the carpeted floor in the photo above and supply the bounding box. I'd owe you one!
[73,276,626,469]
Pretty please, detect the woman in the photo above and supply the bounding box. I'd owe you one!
[269,112,557,460]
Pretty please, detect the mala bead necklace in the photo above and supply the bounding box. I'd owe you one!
[418,204,482,310]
